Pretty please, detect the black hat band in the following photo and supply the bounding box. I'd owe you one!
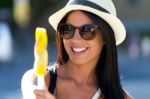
[67,0,110,13]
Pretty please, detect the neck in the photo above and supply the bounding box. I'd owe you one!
[63,60,97,86]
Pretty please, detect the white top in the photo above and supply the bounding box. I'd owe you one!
[92,89,101,99]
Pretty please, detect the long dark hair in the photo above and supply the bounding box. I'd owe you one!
[55,10,125,99]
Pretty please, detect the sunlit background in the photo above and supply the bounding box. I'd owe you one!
[0,0,150,99]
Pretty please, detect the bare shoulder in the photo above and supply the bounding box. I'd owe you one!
[124,89,133,99]
[126,94,133,99]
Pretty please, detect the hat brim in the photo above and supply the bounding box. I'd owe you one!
[49,5,126,45]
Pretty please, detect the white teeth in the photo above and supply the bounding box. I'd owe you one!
[72,48,87,52]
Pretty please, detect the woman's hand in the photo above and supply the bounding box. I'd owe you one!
[21,69,55,99]
[34,87,56,99]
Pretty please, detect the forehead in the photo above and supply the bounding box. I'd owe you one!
[66,10,94,25]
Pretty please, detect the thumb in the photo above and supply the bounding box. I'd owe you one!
[44,87,56,99]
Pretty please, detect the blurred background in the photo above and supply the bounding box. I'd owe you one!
[0,0,150,99]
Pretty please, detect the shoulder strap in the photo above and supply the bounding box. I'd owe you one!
[92,89,101,99]
[48,66,57,94]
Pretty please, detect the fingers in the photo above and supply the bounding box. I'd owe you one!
[45,87,56,99]
[34,89,47,99]
[34,87,55,99]
[34,89,45,97]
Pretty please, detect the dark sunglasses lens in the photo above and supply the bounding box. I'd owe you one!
[80,24,96,40]
[59,24,74,39]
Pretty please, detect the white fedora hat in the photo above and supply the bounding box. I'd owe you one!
[49,0,126,45]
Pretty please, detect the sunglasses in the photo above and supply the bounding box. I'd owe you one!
[57,23,98,40]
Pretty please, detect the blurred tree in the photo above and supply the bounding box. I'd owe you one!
[29,0,67,39]
[0,0,13,24]
[0,0,13,9]
[13,0,31,27]
[30,0,66,26]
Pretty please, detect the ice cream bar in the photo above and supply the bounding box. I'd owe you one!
[33,27,48,89]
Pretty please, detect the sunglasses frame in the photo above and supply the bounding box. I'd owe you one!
[57,23,98,40]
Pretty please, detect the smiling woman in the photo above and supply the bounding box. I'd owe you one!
[21,0,132,99]
[60,11,104,67]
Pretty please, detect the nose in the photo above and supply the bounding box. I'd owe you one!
[72,28,82,40]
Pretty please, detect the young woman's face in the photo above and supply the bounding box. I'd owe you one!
[63,10,104,66]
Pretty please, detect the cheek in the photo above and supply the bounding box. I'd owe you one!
[91,41,103,56]
[92,34,104,55]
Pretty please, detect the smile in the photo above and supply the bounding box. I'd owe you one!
[72,47,88,53]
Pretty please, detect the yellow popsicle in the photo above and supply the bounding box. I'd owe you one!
[33,27,48,76]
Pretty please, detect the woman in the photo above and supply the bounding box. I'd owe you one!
[21,0,132,99]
